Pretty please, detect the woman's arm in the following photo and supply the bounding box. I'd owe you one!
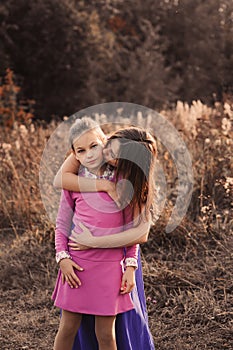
[69,219,151,249]
[53,153,117,200]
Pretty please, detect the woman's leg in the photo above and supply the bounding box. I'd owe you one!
[54,310,82,350]
[95,315,117,350]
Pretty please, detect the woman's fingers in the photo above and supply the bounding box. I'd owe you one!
[69,232,79,242]
[68,242,80,249]
[70,227,93,246]
[78,222,90,232]
[68,242,90,251]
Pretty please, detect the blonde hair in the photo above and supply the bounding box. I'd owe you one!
[69,117,106,150]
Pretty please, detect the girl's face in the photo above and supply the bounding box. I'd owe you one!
[103,138,120,166]
[73,130,104,173]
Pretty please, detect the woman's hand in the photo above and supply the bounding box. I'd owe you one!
[120,267,136,294]
[68,242,90,251]
[69,223,95,246]
[59,258,83,288]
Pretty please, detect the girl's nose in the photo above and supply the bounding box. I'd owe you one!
[86,149,93,159]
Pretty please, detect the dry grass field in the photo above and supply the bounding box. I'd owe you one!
[0,83,232,349]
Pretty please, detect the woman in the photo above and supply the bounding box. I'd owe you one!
[54,125,157,349]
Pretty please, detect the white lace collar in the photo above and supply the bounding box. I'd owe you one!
[81,164,115,181]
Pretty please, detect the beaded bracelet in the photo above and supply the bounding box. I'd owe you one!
[55,251,72,264]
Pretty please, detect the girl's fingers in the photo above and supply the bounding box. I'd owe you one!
[72,262,84,271]
[65,273,81,289]
[120,278,126,293]
[120,279,135,294]
[65,275,74,288]
[125,283,133,293]
[68,275,78,288]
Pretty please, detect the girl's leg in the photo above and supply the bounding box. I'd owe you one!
[95,315,117,350]
[54,310,82,350]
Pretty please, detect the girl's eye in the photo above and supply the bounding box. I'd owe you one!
[77,149,84,154]
[91,144,98,148]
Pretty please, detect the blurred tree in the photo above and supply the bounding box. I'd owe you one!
[79,0,175,110]
[160,0,233,103]
[0,0,232,120]
[0,0,89,118]
[0,0,172,118]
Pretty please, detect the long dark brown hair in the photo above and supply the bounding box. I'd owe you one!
[107,126,157,220]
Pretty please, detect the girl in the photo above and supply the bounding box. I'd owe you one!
[54,122,157,350]
[53,117,148,350]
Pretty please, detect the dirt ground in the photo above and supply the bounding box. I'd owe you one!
[0,220,232,350]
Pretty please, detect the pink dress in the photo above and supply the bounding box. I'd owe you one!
[52,166,138,316]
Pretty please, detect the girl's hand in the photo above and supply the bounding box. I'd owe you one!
[120,267,136,294]
[59,258,83,289]
[68,242,90,251]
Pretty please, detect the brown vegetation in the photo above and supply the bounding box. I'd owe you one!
[0,70,232,349]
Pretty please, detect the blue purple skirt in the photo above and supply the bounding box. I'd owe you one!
[71,249,155,349]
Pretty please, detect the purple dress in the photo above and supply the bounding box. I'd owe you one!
[72,249,155,349]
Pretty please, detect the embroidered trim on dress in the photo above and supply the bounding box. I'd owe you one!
[81,164,115,181]
[125,257,138,269]
[56,251,72,264]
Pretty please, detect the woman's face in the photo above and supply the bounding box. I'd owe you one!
[103,138,120,166]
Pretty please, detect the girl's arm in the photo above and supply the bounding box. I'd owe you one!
[55,190,83,288]
[53,153,118,201]
[69,219,151,249]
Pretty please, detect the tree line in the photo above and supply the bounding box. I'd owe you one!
[0,0,232,120]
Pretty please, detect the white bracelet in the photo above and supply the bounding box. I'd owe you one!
[125,257,138,269]
[55,251,72,264]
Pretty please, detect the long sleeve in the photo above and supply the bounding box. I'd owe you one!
[123,205,139,266]
[125,244,139,260]
[55,190,75,254]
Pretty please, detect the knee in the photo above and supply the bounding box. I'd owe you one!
[61,324,77,338]
[95,329,115,346]
[60,318,79,338]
